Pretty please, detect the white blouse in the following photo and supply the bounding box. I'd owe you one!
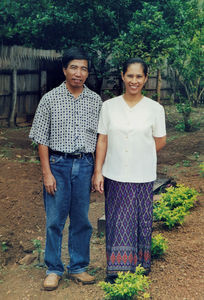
[97,95,166,183]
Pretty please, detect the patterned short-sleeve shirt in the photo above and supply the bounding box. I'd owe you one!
[29,82,102,153]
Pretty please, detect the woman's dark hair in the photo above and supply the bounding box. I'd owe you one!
[122,57,148,76]
[62,47,91,70]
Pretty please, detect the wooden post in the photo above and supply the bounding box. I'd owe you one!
[9,68,17,127]
[156,69,162,103]
[40,70,47,98]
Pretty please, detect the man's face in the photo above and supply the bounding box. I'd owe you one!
[63,59,89,89]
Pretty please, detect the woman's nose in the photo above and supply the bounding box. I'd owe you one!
[131,76,137,83]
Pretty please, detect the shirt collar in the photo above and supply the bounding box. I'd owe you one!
[59,81,89,98]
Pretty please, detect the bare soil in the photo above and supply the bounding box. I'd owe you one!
[0,124,203,300]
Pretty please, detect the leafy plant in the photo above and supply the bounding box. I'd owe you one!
[1,241,8,252]
[153,203,188,229]
[32,239,44,264]
[175,121,185,132]
[193,152,200,161]
[151,234,168,258]
[199,163,204,177]
[153,184,198,229]
[182,160,191,167]
[31,141,38,151]
[99,266,150,300]
[161,184,198,210]
[175,102,194,132]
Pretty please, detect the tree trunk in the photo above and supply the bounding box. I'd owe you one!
[9,68,17,127]
[183,112,191,132]
[40,70,47,98]
[156,69,162,103]
[95,76,103,96]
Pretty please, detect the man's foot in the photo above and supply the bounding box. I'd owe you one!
[43,273,61,291]
[69,272,95,284]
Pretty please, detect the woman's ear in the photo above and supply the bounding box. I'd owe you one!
[121,71,124,81]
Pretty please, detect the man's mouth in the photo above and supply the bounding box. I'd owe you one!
[73,79,81,84]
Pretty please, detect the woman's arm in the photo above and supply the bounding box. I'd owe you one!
[38,144,56,195]
[154,136,167,152]
[92,134,108,194]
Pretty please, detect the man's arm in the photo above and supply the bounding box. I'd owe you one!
[154,136,166,152]
[38,144,56,195]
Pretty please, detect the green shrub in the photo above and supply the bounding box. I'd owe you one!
[99,266,150,300]
[1,241,8,252]
[175,121,185,132]
[153,202,188,229]
[151,234,168,258]
[153,184,198,229]
[32,239,43,264]
[199,163,204,177]
[160,184,198,211]
[31,141,38,151]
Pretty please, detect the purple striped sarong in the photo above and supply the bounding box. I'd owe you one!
[104,178,154,275]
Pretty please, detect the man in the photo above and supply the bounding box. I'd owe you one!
[29,47,102,290]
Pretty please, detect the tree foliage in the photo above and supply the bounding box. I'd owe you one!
[167,0,203,107]
[0,0,202,114]
[0,0,139,50]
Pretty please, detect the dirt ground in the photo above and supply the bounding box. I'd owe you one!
[0,122,203,300]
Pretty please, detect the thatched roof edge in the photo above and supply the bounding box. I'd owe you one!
[0,45,62,61]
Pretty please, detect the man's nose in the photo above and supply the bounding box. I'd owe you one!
[75,68,81,76]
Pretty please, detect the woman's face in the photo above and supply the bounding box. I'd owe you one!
[121,63,147,96]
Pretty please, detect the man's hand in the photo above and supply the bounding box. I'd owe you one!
[43,173,57,195]
[38,144,57,196]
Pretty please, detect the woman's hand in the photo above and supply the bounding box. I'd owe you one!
[92,172,104,194]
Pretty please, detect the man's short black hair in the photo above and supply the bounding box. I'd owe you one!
[62,47,91,70]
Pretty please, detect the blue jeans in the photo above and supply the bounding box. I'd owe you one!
[43,153,94,276]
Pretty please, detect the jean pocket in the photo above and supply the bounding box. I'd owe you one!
[84,154,94,166]
[49,155,63,164]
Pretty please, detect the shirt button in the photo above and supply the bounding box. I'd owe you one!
[125,150,128,152]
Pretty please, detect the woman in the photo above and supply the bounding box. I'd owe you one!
[93,57,166,282]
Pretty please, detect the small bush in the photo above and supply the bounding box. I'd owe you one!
[160,184,198,211]
[199,163,204,177]
[153,202,188,229]
[153,184,198,229]
[1,241,8,252]
[151,234,168,258]
[99,266,150,300]
[32,239,44,264]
